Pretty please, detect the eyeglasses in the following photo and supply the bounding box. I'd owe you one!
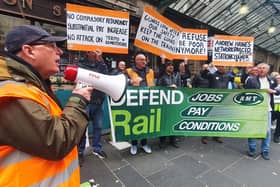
[137,58,146,61]
[30,41,58,49]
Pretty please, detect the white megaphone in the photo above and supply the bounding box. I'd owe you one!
[64,65,127,102]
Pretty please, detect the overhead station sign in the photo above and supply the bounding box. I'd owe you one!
[212,35,254,67]
[66,3,129,54]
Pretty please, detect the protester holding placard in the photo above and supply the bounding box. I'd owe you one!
[201,65,234,144]
[245,63,277,160]
[126,53,155,155]
[178,60,191,88]
[192,63,209,88]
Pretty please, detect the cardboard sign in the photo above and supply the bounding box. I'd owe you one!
[66,3,129,54]
[134,6,181,60]
[174,29,208,60]
[212,35,254,67]
[134,7,208,60]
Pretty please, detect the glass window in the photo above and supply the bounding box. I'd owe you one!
[0,14,30,50]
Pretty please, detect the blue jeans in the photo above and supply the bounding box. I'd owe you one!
[78,102,104,154]
[248,112,271,153]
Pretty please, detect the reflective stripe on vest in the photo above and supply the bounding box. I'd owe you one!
[126,68,155,86]
[274,103,280,112]
[0,81,80,187]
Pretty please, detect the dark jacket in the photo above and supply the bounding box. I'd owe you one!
[202,70,234,89]
[0,51,89,160]
[78,59,108,104]
[111,68,128,78]
[244,75,277,109]
[192,70,209,88]
[179,64,191,87]
[157,72,181,87]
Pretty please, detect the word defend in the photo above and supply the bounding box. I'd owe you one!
[111,87,268,141]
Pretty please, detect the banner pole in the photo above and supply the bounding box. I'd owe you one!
[107,96,116,143]
[107,96,131,150]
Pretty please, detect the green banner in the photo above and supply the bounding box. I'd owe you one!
[111,87,268,141]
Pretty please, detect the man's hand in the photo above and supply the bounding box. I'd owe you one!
[95,49,103,62]
[267,88,277,94]
[72,86,94,101]
[160,53,166,64]
[169,84,177,88]
[130,77,143,85]
[184,56,188,65]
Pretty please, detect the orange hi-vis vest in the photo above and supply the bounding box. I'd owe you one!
[0,81,80,187]
[126,68,155,86]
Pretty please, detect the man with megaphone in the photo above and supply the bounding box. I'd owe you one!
[77,49,109,164]
[0,25,93,186]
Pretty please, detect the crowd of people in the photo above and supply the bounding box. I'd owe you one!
[93,51,280,163]
[100,54,280,162]
[1,25,280,186]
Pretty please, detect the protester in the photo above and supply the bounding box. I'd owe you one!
[192,63,209,88]
[243,66,258,88]
[272,74,280,143]
[241,66,252,85]
[111,60,127,76]
[157,61,181,148]
[126,53,155,155]
[241,66,258,86]
[0,25,93,186]
[245,63,277,160]
[178,60,191,87]
[78,50,108,163]
[201,65,234,144]
[270,71,279,78]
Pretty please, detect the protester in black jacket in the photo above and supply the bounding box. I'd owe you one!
[201,65,234,144]
[202,65,234,89]
[178,61,191,87]
[192,63,209,88]
[157,61,181,148]
[244,63,277,160]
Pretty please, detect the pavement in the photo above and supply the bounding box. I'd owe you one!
[80,133,280,187]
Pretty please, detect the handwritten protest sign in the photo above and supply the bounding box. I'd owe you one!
[173,29,208,60]
[134,6,181,60]
[212,35,254,67]
[66,3,129,54]
[135,7,208,60]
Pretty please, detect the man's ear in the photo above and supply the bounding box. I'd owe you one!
[21,45,36,60]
